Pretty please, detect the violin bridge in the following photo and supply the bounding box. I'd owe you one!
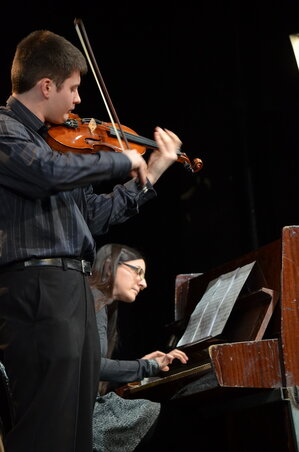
[88,118,97,134]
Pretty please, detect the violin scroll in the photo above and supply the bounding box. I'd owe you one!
[177,152,203,173]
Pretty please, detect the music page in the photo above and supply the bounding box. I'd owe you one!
[177,261,256,347]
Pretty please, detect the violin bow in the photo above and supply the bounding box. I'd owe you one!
[74,18,130,151]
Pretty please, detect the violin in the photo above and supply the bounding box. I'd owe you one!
[47,18,203,174]
[46,113,203,173]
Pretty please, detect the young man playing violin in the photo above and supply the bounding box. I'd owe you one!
[0,30,181,452]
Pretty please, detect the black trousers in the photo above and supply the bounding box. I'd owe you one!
[0,266,101,452]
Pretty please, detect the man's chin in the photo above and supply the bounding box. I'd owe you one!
[47,116,67,125]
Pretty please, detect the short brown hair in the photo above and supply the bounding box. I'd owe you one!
[11,30,88,93]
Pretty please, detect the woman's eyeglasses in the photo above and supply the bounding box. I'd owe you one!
[121,262,145,280]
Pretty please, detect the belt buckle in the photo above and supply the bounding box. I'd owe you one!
[81,260,91,276]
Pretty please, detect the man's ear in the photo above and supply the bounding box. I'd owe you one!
[38,78,53,99]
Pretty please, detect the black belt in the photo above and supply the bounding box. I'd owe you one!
[1,258,92,275]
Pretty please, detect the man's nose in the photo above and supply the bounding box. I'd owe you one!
[74,91,81,104]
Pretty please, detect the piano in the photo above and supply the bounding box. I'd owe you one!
[119,226,299,451]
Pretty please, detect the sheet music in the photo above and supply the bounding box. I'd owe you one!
[177,261,256,347]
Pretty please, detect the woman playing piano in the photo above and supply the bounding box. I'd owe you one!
[90,243,188,452]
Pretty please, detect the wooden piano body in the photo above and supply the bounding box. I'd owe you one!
[121,226,299,451]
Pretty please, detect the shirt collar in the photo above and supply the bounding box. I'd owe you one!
[6,95,46,134]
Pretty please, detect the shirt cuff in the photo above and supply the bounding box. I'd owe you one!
[147,359,161,376]
[124,178,156,196]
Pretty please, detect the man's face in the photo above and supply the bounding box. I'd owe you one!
[45,70,81,124]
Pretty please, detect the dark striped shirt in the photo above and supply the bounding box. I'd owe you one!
[0,96,156,265]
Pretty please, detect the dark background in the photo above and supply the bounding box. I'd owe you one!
[2,1,299,357]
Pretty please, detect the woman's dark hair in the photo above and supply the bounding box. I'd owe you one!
[90,243,144,301]
[11,30,88,93]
